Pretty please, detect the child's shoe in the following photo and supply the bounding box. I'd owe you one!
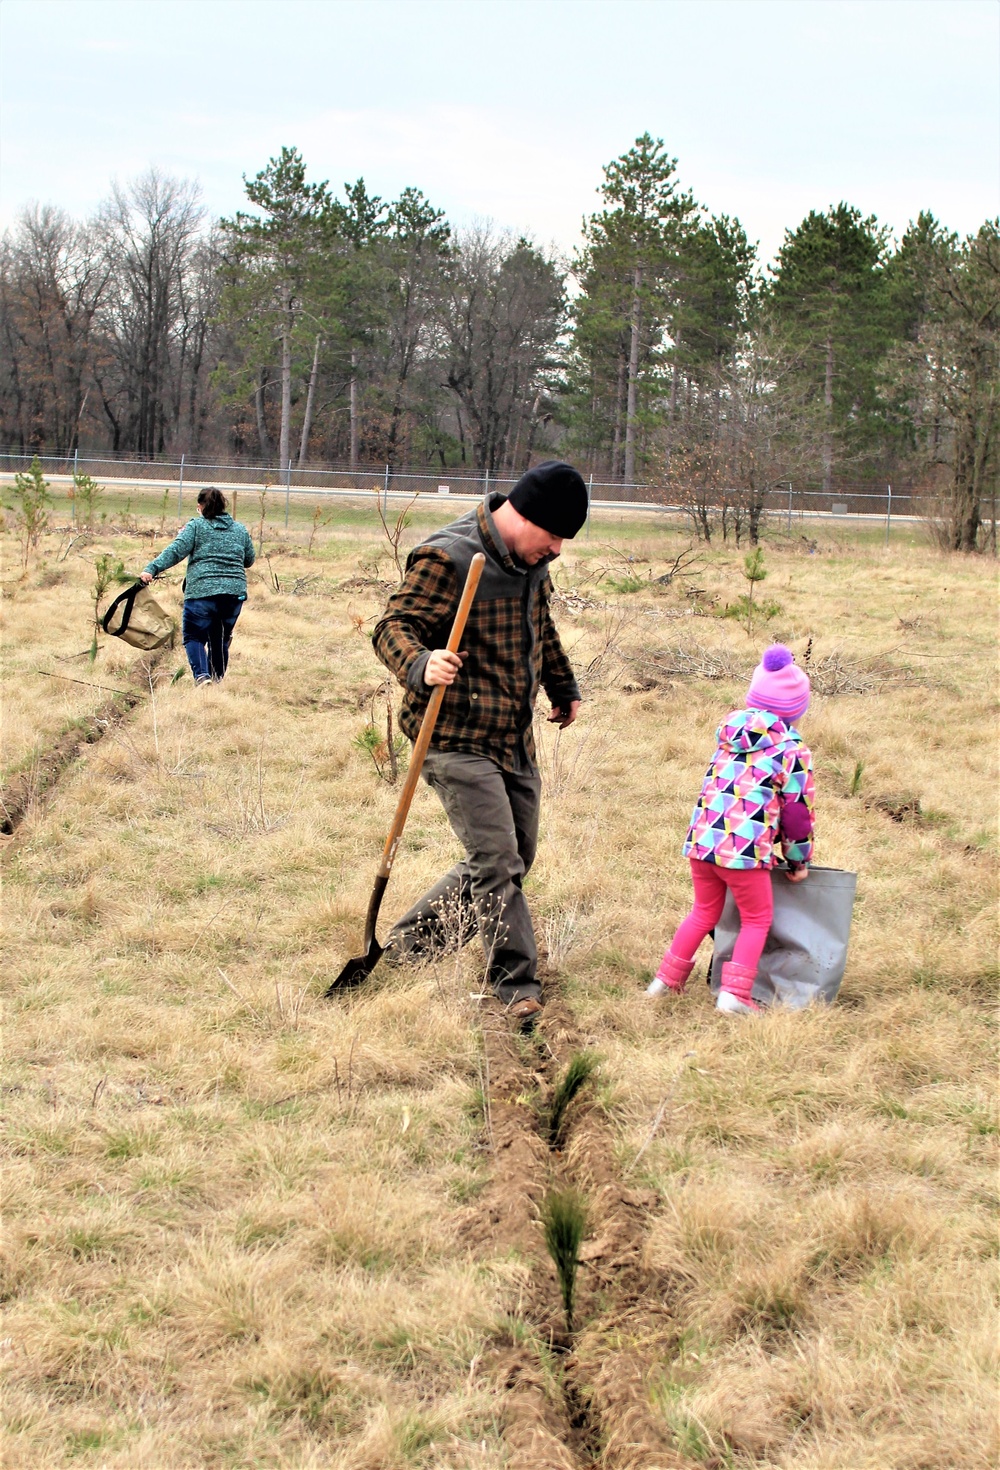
[646,952,695,997]
[716,960,760,1014]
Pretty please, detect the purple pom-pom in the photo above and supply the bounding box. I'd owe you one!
[762,645,793,672]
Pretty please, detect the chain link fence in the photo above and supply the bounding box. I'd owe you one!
[0,447,923,536]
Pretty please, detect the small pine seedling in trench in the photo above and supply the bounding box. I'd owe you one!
[548,1051,599,1147]
[541,1188,588,1335]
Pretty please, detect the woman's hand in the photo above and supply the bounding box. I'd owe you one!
[139,571,153,585]
[786,866,809,883]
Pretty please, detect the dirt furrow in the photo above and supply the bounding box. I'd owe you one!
[0,655,164,835]
[473,982,692,1469]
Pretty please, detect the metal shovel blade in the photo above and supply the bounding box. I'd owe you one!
[324,876,387,995]
[324,937,384,993]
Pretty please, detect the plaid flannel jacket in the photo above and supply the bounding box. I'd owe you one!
[372,496,581,772]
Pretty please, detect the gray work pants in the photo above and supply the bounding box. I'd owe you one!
[387,749,542,1004]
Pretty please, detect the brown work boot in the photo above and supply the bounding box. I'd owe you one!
[508,996,543,1031]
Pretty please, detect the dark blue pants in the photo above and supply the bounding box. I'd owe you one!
[182,595,243,682]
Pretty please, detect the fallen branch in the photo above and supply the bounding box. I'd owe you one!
[35,670,133,696]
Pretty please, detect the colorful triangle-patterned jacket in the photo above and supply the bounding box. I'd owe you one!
[682,708,815,870]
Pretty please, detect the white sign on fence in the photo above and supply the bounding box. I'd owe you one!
[438,484,450,494]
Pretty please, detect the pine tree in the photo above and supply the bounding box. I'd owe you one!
[671,214,757,385]
[766,203,893,491]
[885,217,1000,550]
[380,189,451,467]
[218,147,342,469]
[567,135,697,481]
[338,178,389,469]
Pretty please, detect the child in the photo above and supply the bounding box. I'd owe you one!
[648,645,815,1014]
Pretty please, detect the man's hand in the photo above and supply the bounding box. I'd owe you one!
[424,649,467,686]
[139,571,153,585]
[547,699,580,729]
[785,866,809,884]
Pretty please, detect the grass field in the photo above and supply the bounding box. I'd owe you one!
[2,496,997,1469]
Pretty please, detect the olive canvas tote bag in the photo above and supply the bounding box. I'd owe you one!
[709,866,858,1009]
[101,582,176,651]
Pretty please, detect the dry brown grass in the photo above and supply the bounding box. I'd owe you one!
[2,504,997,1467]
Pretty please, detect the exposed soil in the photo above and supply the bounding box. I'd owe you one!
[473,981,692,1469]
[465,1005,550,1256]
[497,1348,579,1470]
[0,654,165,835]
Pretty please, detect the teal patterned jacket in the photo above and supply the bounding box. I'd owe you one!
[144,514,255,600]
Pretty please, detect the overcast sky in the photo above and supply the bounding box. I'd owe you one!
[2,0,997,267]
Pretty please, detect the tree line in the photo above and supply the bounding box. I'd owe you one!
[1,136,996,549]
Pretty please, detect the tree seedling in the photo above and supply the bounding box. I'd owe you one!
[352,679,407,783]
[548,1051,598,1147]
[307,502,334,554]
[376,493,419,582]
[541,1188,588,1334]
[91,554,128,662]
[256,483,270,555]
[7,455,52,567]
[742,546,767,634]
[71,471,105,530]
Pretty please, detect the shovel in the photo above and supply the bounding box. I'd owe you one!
[324,552,486,995]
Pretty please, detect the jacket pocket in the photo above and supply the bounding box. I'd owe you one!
[446,676,472,728]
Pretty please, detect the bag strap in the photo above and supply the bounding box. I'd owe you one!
[101,581,145,636]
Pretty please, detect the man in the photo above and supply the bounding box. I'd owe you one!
[372,460,588,1026]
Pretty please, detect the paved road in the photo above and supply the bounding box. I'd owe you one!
[1,470,917,524]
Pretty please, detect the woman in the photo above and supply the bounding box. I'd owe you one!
[141,486,255,684]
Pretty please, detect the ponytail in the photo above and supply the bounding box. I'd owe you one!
[198,486,227,519]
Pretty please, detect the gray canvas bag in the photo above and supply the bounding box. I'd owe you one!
[101,582,176,651]
[709,866,857,1009]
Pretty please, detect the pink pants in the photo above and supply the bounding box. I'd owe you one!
[670,859,774,972]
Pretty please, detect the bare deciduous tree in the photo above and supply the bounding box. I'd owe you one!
[0,205,110,451]
[95,170,204,454]
[436,224,564,475]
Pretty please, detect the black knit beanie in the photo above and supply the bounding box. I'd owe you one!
[507,461,588,539]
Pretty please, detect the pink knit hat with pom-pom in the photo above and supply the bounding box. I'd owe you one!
[746,645,810,721]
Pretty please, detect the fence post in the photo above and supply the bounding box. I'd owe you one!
[72,447,79,524]
[885,483,891,548]
[285,457,291,527]
[383,463,389,516]
[483,467,489,502]
[587,472,593,539]
[787,482,792,533]
[177,453,185,516]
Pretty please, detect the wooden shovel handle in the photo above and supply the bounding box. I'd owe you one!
[375,552,485,881]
